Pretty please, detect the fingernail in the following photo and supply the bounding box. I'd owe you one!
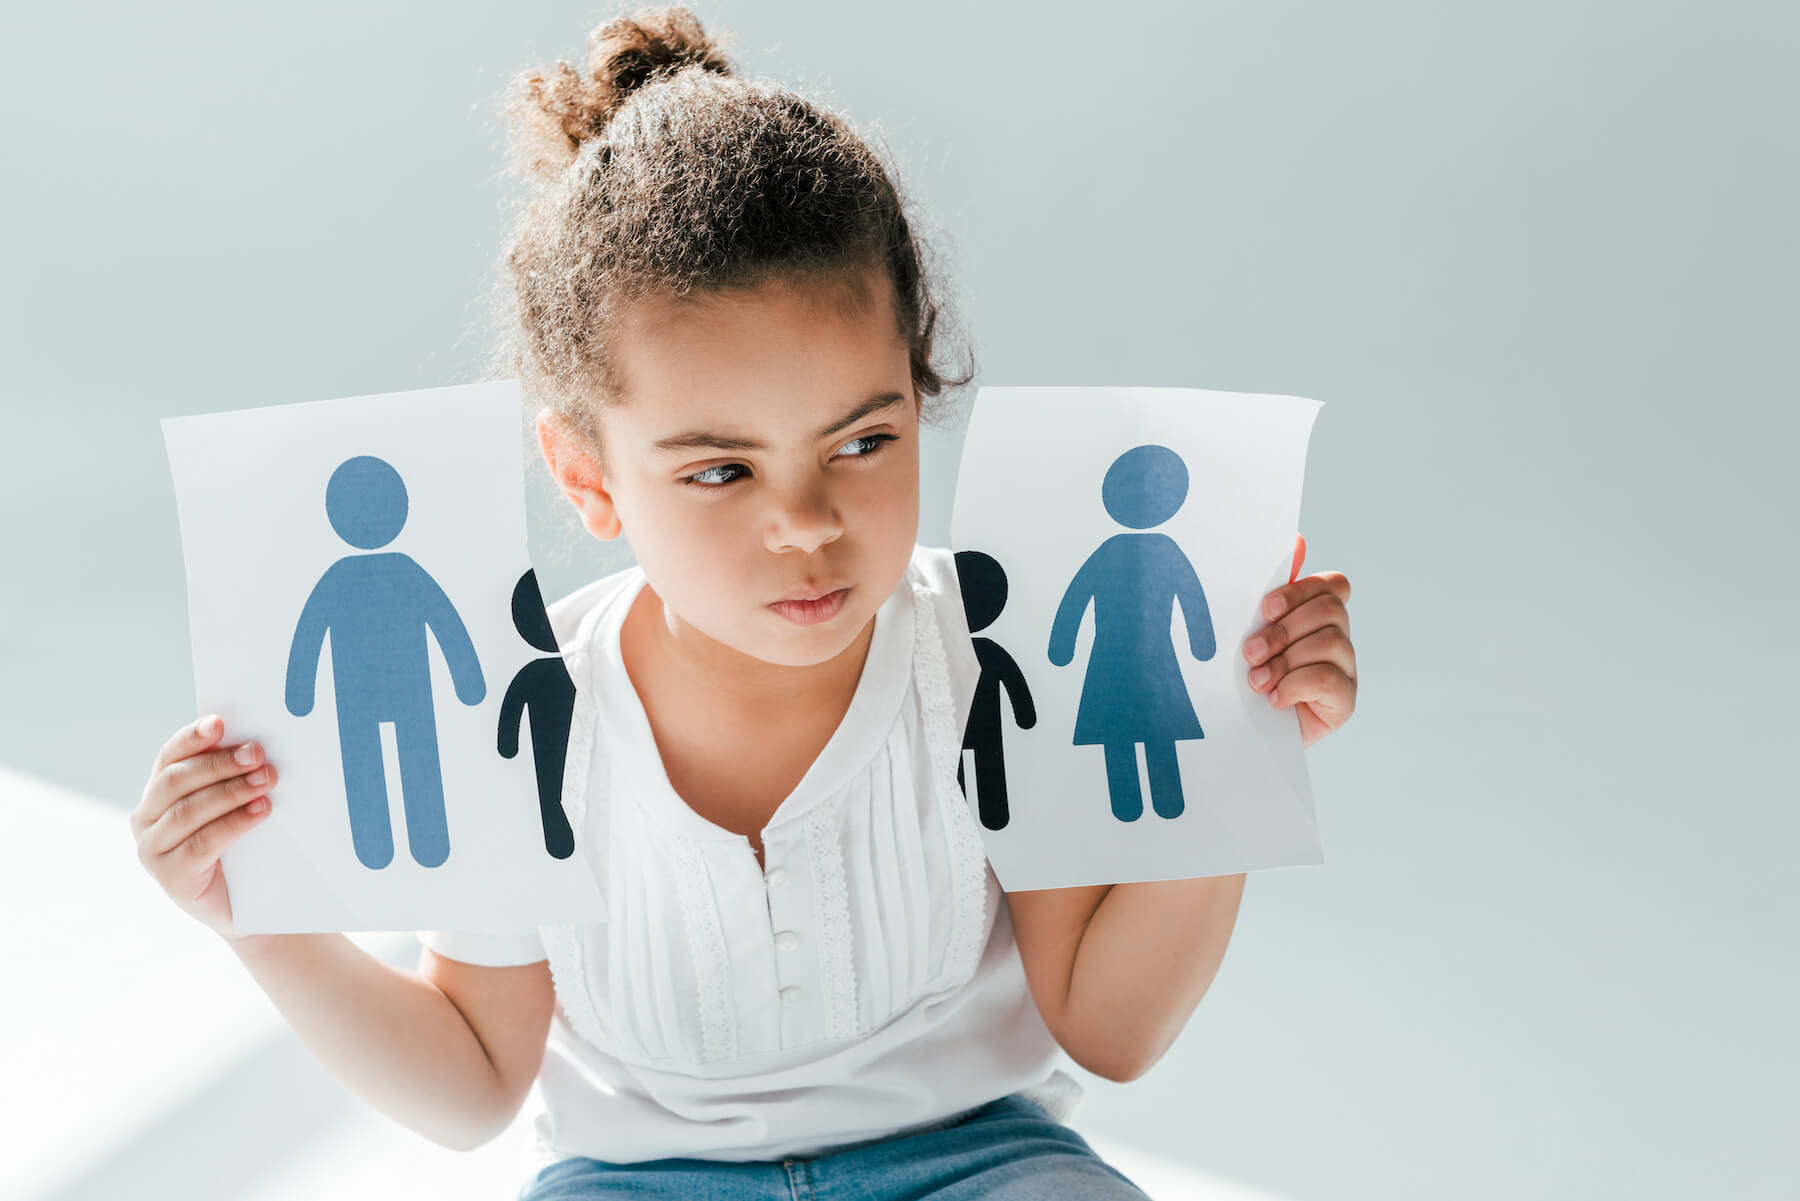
[1264,595,1287,620]
[199,716,220,738]
[1246,637,1266,659]
[235,743,258,766]
[1250,666,1269,686]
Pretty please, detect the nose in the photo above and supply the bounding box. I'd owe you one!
[764,479,844,556]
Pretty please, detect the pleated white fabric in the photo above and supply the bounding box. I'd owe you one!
[419,543,1083,1169]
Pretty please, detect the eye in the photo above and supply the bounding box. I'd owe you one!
[678,434,898,491]
[681,462,747,488]
[836,433,898,460]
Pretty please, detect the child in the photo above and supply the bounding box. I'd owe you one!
[130,6,1358,1196]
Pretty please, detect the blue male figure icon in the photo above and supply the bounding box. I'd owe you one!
[1048,444,1215,822]
[285,455,486,870]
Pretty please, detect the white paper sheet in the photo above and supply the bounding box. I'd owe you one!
[161,381,605,934]
[949,386,1324,890]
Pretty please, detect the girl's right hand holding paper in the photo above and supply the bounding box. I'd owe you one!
[131,715,279,946]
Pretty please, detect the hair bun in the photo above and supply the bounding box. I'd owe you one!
[590,6,734,110]
[509,5,735,182]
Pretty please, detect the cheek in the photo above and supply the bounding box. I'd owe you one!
[665,506,774,612]
[853,445,920,535]
[648,500,751,572]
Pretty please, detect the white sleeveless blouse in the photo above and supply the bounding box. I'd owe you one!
[419,543,1084,1169]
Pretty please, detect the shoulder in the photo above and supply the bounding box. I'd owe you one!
[902,544,979,741]
[904,542,960,597]
[544,562,642,657]
[902,544,972,646]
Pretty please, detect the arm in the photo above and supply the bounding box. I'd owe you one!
[284,575,334,716]
[1006,872,1245,1082]
[1167,537,1216,661]
[411,558,486,705]
[497,671,529,758]
[228,933,548,1150]
[996,652,1037,729]
[1047,554,1103,667]
[1018,557,1354,1079]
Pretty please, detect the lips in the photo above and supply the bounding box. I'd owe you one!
[768,587,850,626]
[774,584,850,603]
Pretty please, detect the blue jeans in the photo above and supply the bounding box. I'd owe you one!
[515,1093,1152,1199]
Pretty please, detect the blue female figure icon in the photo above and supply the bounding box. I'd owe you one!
[285,455,486,870]
[1047,444,1216,822]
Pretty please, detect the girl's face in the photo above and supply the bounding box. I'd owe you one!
[540,267,921,672]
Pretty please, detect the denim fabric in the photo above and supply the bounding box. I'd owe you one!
[515,1093,1152,1200]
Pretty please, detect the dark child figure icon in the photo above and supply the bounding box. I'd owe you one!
[953,550,1038,831]
[285,455,487,870]
[1048,444,1216,823]
[498,569,577,860]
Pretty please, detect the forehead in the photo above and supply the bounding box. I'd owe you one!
[608,267,906,427]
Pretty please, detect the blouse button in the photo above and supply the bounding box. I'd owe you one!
[780,986,803,1005]
[776,930,800,951]
[766,867,790,889]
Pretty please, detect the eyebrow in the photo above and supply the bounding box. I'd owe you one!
[652,391,906,454]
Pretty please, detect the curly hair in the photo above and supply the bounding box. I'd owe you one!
[482,4,975,459]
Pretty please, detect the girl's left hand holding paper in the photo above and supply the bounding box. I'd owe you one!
[1244,534,1357,749]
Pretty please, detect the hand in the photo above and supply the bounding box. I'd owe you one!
[1244,534,1356,749]
[130,716,280,946]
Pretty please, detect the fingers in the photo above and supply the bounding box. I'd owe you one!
[148,714,223,781]
[1250,624,1356,698]
[141,752,279,860]
[1246,568,1359,742]
[1260,570,1350,624]
[135,716,230,834]
[1266,661,1357,721]
[134,716,278,848]
[1245,591,1353,676]
[155,792,276,889]
[1245,572,1358,725]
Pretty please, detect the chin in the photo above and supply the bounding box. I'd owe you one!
[758,628,865,669]
[754,606,873,667]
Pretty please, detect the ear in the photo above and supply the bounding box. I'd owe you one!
[536,409,623,541]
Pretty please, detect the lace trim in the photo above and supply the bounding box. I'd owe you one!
[805,802,859,1040]
[911,582,989,987]
[668,837,736,1062]
[539,923,607,1050]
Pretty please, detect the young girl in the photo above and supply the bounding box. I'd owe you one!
[131,7,1358,1197]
